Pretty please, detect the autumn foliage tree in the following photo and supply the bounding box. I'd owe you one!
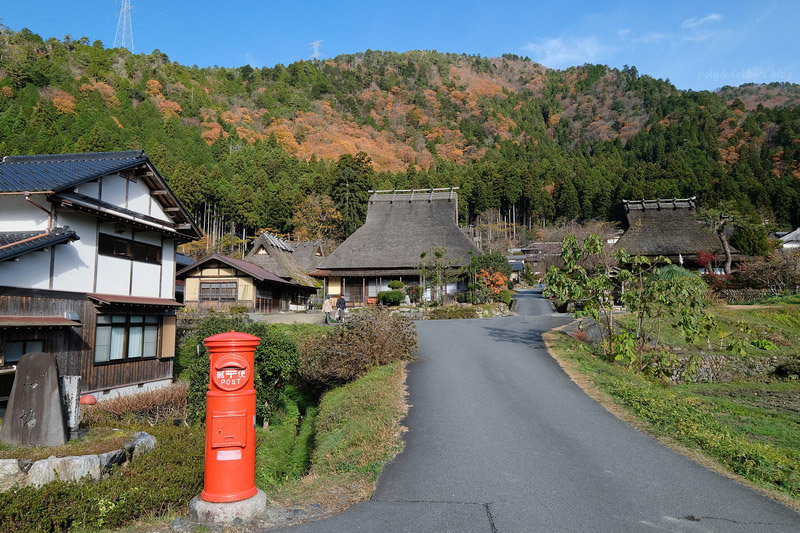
[291,194,343,248]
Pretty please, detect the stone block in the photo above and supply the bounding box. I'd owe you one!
[132,431,157,457]
[26,455,101,487]
[0,459,25,492]
[0,352,67,447]
[188,489,267,526]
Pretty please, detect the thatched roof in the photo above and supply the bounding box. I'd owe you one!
[315,189,479,275]
[245,233,318,288]
[614,198,735,261]
[290,241,325,272]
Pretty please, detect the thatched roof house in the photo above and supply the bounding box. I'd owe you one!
[312,188,480,305]
[614,198,737,268]
[289,241,325,273]
[245,232,319,289]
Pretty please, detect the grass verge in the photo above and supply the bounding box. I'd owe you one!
[544,329,800,511]
[266,361,409,514]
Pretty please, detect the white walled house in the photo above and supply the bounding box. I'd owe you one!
[0,151,201,400]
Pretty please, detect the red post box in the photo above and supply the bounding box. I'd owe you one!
[201,331,260,503]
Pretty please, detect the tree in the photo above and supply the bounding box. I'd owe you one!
[291,194,343,247]
[553,178,580,221]
[331,152,373,237]
[418,246,463,305]
[545,234,715,375]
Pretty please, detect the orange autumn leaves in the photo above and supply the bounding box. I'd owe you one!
[476,268,509,295]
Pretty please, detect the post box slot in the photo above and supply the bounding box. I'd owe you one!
[210,411,247,449]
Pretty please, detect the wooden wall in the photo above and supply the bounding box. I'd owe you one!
[0,287,173,394]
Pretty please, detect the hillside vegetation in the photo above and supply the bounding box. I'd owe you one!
[1,28,799,238]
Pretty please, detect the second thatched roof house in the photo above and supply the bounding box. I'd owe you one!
[614,197,739,271]
[311,188,480,305]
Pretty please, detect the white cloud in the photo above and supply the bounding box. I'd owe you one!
[637,32,669,43]
[681,13,723,29]
[522,35,611,68]
[616,29,631,39]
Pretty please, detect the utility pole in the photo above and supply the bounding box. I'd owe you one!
[114,0,135,53]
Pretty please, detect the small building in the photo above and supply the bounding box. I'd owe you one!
[613,197,738,271]
[244,232,320,309]
[177,253,314,313]
[311,188,480,305]
[779,228,800,250]
[0,151,201,400]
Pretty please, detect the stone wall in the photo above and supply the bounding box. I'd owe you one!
[0,431,155,492]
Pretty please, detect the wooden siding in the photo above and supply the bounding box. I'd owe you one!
[0,287,173,393]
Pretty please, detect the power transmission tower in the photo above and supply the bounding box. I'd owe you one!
[114,0,135,53]
[309,40,323,61]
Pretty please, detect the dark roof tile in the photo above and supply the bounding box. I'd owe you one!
[0,227,79,262]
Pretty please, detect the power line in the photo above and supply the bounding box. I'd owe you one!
[114,0,135,53]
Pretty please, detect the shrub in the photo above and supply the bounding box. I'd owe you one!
[377,289,404,306]
[429,306,478,320]
[184,317,300,424]
[405,285,421,303]
[299,307,417,387]
[0,424,204,532]
[497,289,514,307]
[387,280,404,290]
[82,382,188,427]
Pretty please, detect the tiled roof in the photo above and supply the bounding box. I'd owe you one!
[87,293,182,307]
[0,316,81,328]
[0,227,79,262]
[176,253,293,286]
[0,151,148,193]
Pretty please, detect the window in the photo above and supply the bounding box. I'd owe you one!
[4,340,44,364]
[98,233,161,264]
[199,282,237,302]
[94,315,159,363]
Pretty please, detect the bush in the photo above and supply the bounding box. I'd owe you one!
[405,285,421,303]
[299,307,417,387]
[184,317,300,424]
[497,289,514,307]
[82,382,188,427]
[387,280,404,290]
[429,306,478,319]
[377,289,405,306]
[0,424,204,532]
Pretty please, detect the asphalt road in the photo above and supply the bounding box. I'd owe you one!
[272,289,800,532]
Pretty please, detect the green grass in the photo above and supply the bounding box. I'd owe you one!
[0,427,134,461]
[545,330,800,503]
[615,304,800,361]
[310,362,407,479]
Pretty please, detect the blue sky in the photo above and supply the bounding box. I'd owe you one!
[2,1,797,91]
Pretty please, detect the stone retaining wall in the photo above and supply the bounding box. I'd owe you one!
[0,431,155,492]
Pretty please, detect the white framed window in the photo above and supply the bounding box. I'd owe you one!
[94,314,160,363]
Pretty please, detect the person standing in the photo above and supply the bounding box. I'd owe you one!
[336,294,346,322]
[322,295,333,324]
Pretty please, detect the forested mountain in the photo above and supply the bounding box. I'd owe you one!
[1,27,799,243]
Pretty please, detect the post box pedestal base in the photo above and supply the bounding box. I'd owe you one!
[188,489,267,526]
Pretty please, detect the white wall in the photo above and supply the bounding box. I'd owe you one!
[0,249,51,289]
[74,179,99,199]
[0,196,48,231]
[96,255,132,294]
[127,176,152,216]
[160,240,176,298]
[51,212,96,292]
[100,174,127,207]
